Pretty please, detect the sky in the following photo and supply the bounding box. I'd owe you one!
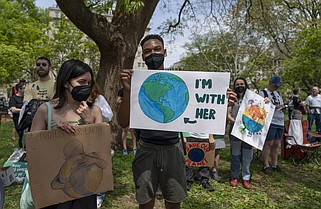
[34,0,189,68]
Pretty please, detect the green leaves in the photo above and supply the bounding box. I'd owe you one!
[0,0,50,83]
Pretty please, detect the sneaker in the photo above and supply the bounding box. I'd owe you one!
[212,171,221,181]
[123,149,128,156]
[97,198,103,208]
[202,181,215,191]
[133,148,137,156]
[230,178,238,187]
[242,180,252,189]
[271,165,281,172]
[156,187,163,199]
[186,181,193,191]
[263,166,273,174]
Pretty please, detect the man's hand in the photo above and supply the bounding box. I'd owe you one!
[227,88,237,107]
[121,69,133,93]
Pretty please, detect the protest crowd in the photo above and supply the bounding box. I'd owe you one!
[1,34,321,209]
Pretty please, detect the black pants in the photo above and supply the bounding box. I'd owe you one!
[13,122,24,148]
[42,195,96,209]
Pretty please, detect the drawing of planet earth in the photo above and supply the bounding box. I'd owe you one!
[138,72,189,123]
[188,148,205,162]
[242,104,266,133]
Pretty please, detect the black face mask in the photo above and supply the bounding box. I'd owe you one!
[235,86,246,94]
[70,84,91,102]
[144,53,164,69]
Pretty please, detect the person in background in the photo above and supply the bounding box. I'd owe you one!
[185,133,215,192]
[117,88,137,156]
[22,59,103,209]
[9,82,25,148]
[305,85,321,134]
[227,77,253,189]
[23,57,55,102]
[212,134,225,182]
[289,87,305,120]
[259,75,285,174]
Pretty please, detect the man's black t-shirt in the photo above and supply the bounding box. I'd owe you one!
[140,130,179,145]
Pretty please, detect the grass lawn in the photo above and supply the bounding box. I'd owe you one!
[1,120,321,209]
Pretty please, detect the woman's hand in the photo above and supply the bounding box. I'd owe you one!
[264,97,270,103]
[77,101,94,124]
[57,121,76,133]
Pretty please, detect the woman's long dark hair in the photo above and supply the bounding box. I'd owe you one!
[53,59,94,109]
[233,77,249,99]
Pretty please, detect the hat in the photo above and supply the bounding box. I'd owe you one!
[270,75,283,87]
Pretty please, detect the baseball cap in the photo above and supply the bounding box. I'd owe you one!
[270,75,283,87]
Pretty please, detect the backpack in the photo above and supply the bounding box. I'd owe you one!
[262,89,268,98]
[17,99,46,131]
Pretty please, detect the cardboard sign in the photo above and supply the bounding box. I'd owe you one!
[130,70,230,134]
[25,123,113,208]
[231,90,275,150]
[185,142,215,167]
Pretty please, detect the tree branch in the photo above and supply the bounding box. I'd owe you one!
[166,0,191,33]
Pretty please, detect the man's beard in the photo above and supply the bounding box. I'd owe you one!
[37,70,49,77]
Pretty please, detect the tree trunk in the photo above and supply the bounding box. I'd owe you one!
[56,0,159,148]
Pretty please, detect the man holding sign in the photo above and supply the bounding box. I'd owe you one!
[118,34,237,209]
[118,35,187,209]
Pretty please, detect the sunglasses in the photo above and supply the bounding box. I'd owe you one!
[36,63,47,67]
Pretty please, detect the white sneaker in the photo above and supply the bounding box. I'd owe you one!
[97,198,103,208]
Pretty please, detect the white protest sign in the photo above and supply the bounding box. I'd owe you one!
[231,89,275,150]
[130,70,230,134]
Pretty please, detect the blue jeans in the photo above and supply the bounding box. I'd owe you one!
[229,130,253,180]
[308,113,321,134]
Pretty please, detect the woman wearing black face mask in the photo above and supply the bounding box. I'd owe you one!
[26,59,103,209]
[227,78,253,189]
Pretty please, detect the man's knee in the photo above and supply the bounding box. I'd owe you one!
[139,199,155,209]
[164,201,181,209]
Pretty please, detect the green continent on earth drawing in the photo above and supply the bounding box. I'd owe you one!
[139,72,189,123]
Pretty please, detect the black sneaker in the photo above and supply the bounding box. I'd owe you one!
[202,181,215,192]
[263,166,273,174]
[271,165,281,172]
[186,181,193,191]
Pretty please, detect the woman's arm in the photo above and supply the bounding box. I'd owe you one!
[10,107,21,113]
[227,106,235,123]
[30,104,48,132]
[92,105,103,123]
